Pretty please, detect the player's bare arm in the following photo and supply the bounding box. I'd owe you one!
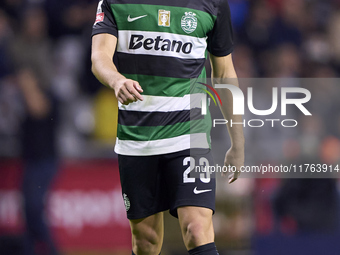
[91,33,143,105]
[210,53,245,184]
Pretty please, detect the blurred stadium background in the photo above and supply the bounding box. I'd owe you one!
[1,0,340,254]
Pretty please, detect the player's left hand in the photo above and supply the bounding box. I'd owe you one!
[223,147,244,184]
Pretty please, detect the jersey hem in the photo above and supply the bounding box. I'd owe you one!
[114,139,210,156]
[115,144,203,156]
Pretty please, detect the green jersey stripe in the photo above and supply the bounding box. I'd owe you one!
[117,121,188,141]
[122,71,206,97]
[123,74,190,97]
[117,118,208,141]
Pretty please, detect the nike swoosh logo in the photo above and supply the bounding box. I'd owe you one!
[193,187,212,195]
[127,15,147,22]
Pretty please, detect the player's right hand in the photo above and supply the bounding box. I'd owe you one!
[223,146,244,184]
[113,79,143,105]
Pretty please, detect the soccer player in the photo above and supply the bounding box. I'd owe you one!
[91,0,245,254]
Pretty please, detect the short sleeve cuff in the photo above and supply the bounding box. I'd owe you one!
[208,46,233,57]
[91,28,118,38]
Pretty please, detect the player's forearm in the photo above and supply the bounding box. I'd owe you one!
[217,83,245,150]
[211,56,245,150]
[91,51,125,90]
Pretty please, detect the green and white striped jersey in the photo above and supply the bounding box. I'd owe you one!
[92,0,234,156]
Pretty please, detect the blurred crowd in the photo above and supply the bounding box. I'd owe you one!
[232,0,340,78]
[0,0,110,159]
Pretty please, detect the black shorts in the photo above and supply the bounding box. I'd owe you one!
[118,149,216,219]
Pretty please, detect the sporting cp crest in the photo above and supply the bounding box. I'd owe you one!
[181,12,197,34]
[123,193,130,211]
